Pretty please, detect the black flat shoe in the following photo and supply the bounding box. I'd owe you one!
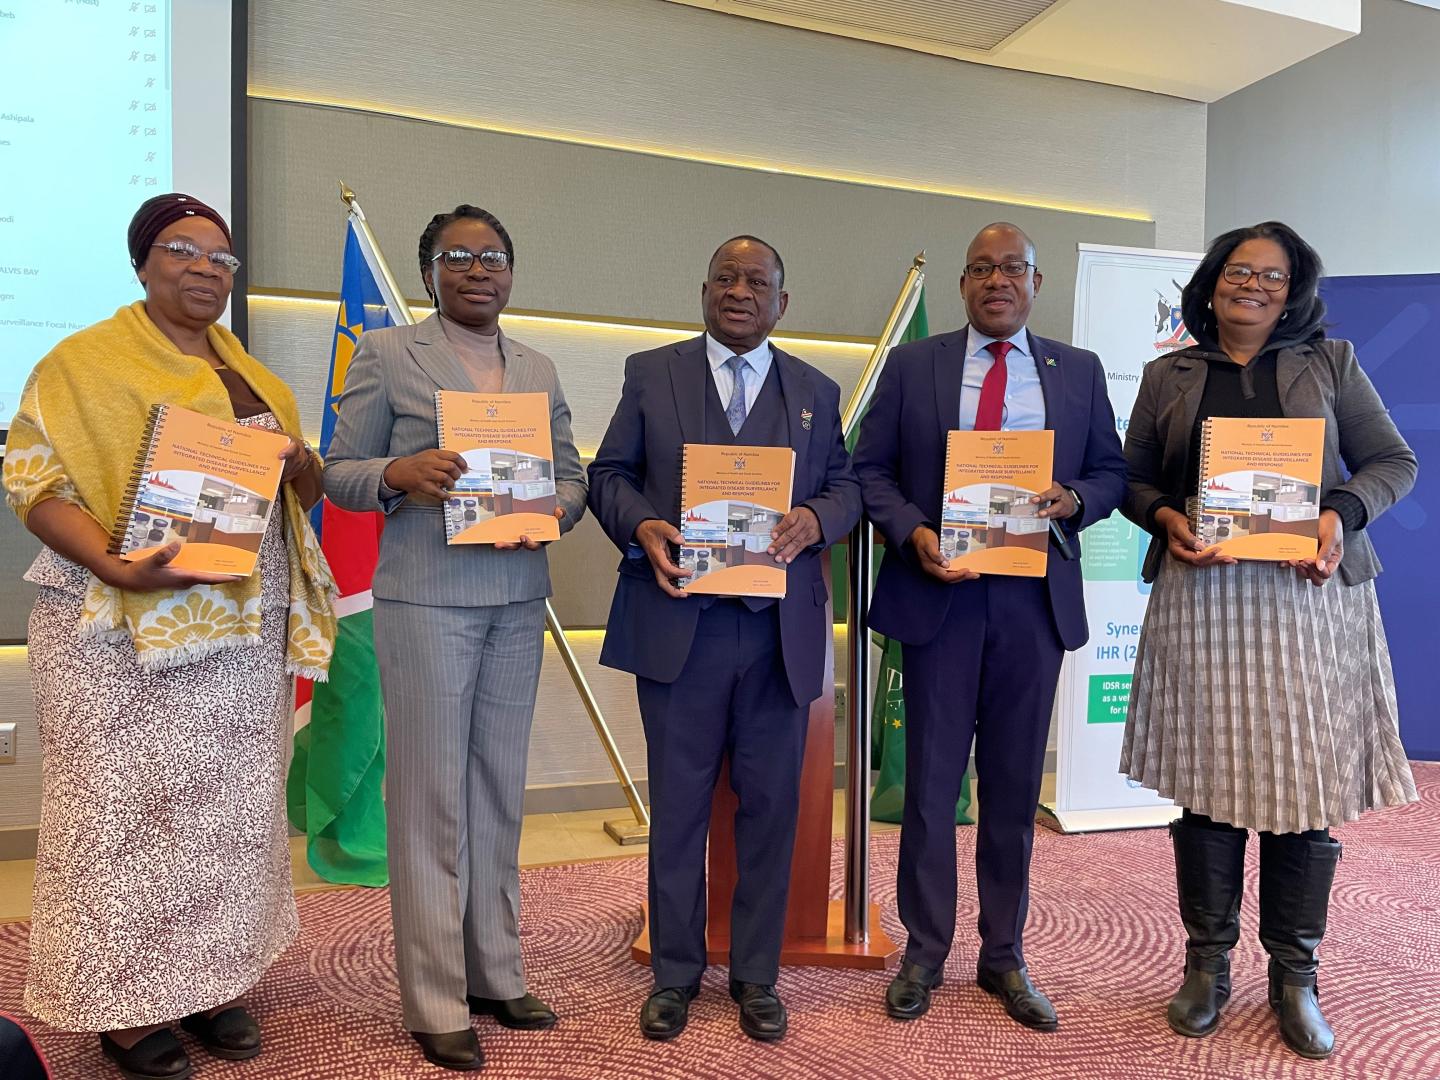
[468,993,557,1030]
[179,1006,262,1061]
[976,964,1059,1032]
[729,980,787,1042]
[1270,970,1334,1060]
[411,1029,484,1072]
[99,1030,193,1080]
[640,985,698,1041]
[886,959,945,1021]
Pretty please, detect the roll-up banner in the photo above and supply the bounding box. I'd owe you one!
[1042,243,1201,833]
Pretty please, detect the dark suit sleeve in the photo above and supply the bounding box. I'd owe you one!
[1061,353,1128,532]
[797,377,861,548]
[587,354,665,550]
[852,351,930,562]
[1121,357,1178,533]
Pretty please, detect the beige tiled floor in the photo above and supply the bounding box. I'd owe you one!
[0,781,1002,923]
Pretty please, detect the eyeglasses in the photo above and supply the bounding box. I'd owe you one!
[432,248,511,273]
[151,241,241,275]
[964,260,1034,280]
[1221,264,1290,291]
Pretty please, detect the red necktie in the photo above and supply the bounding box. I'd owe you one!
[974,340,1012,431]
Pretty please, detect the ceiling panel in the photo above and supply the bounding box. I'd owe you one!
[736,0,1059,51]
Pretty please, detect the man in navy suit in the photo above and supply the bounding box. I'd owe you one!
[589,237,860,1043]
[854,223,1126,1030]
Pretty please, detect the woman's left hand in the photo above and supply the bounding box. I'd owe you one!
[495,506,566,551]
[1288,508,1342,587]
[279,436,315,483]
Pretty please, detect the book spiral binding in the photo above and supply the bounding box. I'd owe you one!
[106,402,168,555]
[1188,416,1216,536]
[433,390,448,451]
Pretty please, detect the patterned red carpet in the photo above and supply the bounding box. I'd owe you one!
[3,764,1438,1079]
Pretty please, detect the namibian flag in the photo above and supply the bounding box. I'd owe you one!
[285,221,394,886]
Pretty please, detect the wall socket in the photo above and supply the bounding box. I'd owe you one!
[0,722,15,764]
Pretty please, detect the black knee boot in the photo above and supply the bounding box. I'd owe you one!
[1166,815,1247,1037]
[1259,831,1342,1060]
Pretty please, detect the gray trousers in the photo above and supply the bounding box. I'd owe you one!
[374,597,546,1033]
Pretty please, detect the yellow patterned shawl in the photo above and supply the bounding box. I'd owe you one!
[2,302,336,677]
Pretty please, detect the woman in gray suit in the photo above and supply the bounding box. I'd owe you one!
[1121,221,1416,1061]
[323,205,587,1072]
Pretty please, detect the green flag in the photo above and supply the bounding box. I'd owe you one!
[833,287,972,825]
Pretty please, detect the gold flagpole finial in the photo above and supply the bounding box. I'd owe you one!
[913,250,927,270]
[339,181,356,206]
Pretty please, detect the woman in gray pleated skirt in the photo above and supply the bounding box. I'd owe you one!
[1120,221,1418,1061]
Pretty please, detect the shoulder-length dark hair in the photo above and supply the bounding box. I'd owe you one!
[1181,221,1326,348]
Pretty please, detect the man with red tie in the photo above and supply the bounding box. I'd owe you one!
[854,223,1126,1030]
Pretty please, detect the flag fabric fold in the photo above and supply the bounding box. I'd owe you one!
[286,221,394,886]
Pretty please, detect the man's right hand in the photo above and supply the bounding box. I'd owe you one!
[909,525,978,584]
[634,518,692,599]
[105,543,241,592]
[382,450,467,500]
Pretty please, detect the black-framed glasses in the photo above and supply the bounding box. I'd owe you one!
[1222,263,1290,291]
[151,240,241,275]
[964,260,1034,280]
[432,248,510,273]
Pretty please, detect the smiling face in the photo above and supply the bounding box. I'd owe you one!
[424,217,513,332]
[959,225,1041,340]
[137,217,233,331]
[1211,237,1291,341]
[701,239,788,353]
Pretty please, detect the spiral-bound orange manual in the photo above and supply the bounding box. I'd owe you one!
[108,404,288,575]
[677,443,795,597]
[940,429,1054,577]
[1188,417,1325,560]
[435,390,560,544]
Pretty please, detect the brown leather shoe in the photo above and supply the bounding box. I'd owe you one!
[976,965,1059,1031]
[468,993,557,1030]
[410,1029,484,1072]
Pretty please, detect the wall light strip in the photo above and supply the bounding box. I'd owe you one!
[248,89,1155,224]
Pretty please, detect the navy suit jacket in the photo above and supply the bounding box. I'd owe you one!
[853,327,1126,651]
[588,335,861,706]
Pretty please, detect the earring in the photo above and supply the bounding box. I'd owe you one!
[1280,311,1289,321]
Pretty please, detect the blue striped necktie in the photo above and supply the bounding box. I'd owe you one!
[724,354,749,435]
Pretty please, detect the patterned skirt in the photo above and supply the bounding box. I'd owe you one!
[23,423,297,1030]
[1120,557,1417,834]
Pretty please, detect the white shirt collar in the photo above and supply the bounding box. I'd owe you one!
[705,333,773,376]
[966,326,1031,359]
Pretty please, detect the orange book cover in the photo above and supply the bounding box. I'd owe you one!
[1188,417,1325,561]
[940,429,1054,577]
[109,404,288,576]
[677,444,795,598]
[435,390,560,545]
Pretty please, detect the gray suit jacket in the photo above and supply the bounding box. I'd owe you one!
[322,314,587,606]
[1123,337,1417,586]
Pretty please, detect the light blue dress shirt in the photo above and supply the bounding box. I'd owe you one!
[958,327,1046,431]
[705,333,774,415]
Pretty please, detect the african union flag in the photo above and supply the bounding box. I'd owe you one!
[286,220,394,886]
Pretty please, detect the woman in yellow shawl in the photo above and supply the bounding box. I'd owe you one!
[2,194,335,1080]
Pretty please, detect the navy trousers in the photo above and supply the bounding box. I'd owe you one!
[636,602,808,988]
[897,575,1064,973]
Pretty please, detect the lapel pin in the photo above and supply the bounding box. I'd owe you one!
[800,408,813,430]
[1045,356,1057,367]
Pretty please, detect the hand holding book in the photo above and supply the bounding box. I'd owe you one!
[494,506,566,551]
[1155,506,1237,569]
[1287,508,1343,587]
[909,524,980,584]
[635,518,691,599]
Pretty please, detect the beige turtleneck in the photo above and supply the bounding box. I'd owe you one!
[440,315,505,394]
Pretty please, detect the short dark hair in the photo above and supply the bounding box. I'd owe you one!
[1181,221,1326,348]
[418,204,515,302]
[709,235,785,288]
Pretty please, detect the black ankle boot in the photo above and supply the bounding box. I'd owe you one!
[1259,832,1341,1059]
[1166,817,1247,1037]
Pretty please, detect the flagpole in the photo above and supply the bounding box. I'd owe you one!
[840,253,926,944]
[336,183,652,842]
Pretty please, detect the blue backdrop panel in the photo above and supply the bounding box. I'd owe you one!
[1321,274,1440,760]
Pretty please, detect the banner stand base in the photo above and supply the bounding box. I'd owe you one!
[1038,801,1179,834]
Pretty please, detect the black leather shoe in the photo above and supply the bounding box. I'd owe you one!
[976,965,1059,1031]
[885,959,945,1021]
[468,993,557,1030]
[729,980,787,1042]
[1166,956,1231,1037]
[1270,969,1334,1060]
[640,985,699,1041]
[99,1030,193,1080]
[410,1029,484,1072]
[179,1006,262,1061]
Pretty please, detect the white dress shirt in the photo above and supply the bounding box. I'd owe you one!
[958,327,1046,431]
[705,333,774,415]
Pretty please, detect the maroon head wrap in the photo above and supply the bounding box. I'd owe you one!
[127,193,233,269]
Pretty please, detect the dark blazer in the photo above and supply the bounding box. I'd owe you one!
[588,335,861,706]
[1123,337,1417,586]
[853,327,1126,650]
